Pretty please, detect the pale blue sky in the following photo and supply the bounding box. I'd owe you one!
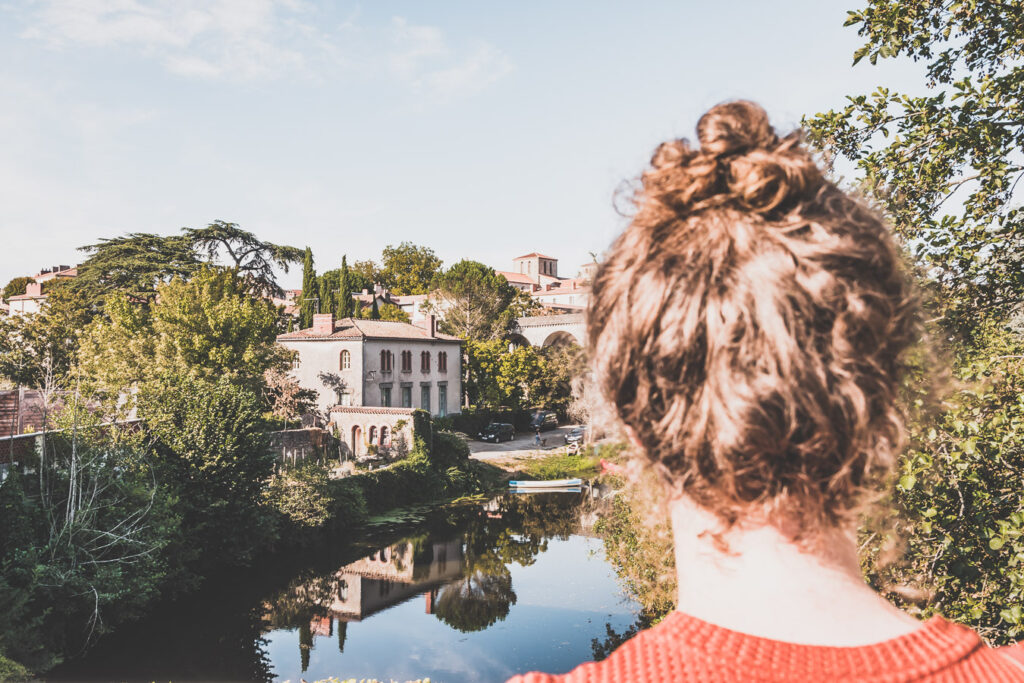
[0,1,926,288]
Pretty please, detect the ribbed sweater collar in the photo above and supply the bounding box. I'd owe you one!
[663,610,984,680]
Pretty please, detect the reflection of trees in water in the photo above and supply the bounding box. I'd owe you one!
[431,492,585,632]
[258,491,591,663]
[434,551,516,632]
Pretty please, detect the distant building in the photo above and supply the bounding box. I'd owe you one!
[495,252,592,314]
[277,313,462,457]
[7,282,48,317]
[33,265,77,284]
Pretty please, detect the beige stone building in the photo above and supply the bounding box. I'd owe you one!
[277,313,462,417]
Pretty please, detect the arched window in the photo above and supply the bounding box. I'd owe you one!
[401,350,412,373]
[380,425,389,446]
[438,352,447,373]
[369,426,377,444]
[380,349,393,373]
[340,349,351,370]
[421,350,430,373]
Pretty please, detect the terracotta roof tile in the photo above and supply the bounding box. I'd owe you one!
[277,317,461,342]
[329,406,417,416]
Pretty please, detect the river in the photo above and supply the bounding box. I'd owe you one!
[50,489,640,682]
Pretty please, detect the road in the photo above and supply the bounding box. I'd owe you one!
[468,425,580,461]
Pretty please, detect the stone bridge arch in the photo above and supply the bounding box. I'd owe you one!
[515,313,586,348]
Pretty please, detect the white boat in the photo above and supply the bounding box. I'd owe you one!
[508,478,583,488]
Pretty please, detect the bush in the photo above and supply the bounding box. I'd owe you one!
[431,431,470,469]
[447,406,532,436]
[264,462,333,530]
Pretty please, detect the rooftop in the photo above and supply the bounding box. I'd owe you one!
[495,270,536,285]
[329,406,417,416]
[277,317,461,342]
[517,312,585,327]
[513,252,556,261]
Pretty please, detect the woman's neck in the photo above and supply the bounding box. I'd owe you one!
[670,496,920,646]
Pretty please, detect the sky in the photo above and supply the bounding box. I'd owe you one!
[0,1,929,289]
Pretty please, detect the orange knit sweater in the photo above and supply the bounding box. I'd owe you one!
[508,612,1024,682]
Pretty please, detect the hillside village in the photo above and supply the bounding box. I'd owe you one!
[0,241,593,460]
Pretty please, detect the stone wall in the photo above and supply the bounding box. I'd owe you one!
[269,428,332,466]
[328,406,416,460]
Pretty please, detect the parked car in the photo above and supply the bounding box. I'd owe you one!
[563,426,587,445]
[478,422,515,443]
[530,411,558,432]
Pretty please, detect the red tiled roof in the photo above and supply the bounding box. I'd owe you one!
[496,270,536,285]
[7,292,47,301]
[513,252,556,260]
[277,317,461,342]
[329,406,417,416]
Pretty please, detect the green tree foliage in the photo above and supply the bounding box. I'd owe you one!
[349,259,376,293]
[74,233,200,304]
[465,339,554,409]
[183,220,302,299]
[1,276,31,301]
[0,284,95,389]
[79,268,287,409]
[804,1,1024,331]
[337,256,355,318]
[300,247,316,329]
[805,1,1024,644]
[430,260,535,341]
[140,374,275,571]
[379,242,442,295]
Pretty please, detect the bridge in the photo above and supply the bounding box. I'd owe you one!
[512,313,586,347]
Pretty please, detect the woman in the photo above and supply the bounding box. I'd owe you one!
[509,101,1024,682]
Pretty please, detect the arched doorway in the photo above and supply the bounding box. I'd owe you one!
[380,425,390,446]
[351,426,362,457]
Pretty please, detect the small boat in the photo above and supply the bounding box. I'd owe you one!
[509,478,583,488]
[511,486,582,495]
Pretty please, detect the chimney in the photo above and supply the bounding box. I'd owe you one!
[26,282,42,297]
[428,314,436,337]
[312,313,335,335]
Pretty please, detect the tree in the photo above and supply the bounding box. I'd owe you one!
[805,1,1024,644]
[300,247,316,329]
[140,374,275,570]
[429,260,534,341]
[0,284,95,389]
[337,257,355,318]
[804,1,1024,334]
[183,220,303,298]
[79,268,288,408]
[379,242,442,295]
[74,233,200,304]
[350,259,377,292]
[370,297,380,320]
[2,276,31,301]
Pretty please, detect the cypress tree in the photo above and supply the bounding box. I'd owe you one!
[338,256,354,318]
[370,296,380,320]
[300,247,316,328]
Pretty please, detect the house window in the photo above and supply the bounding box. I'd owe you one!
[401,385,412,408]
[369,426,377,444]
[380,426,389,446]
[340,350,351,370]
[421,384,431,413]
[421,351,430,373]
[381,386,392,407]
[380,350,393,373]
[438,352,447,373]
[291,354,301,370]
[438,384,447,417]
[340,392,352,406]
[401,350,412,373]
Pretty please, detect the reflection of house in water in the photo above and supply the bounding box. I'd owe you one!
[330,537,464,621]
[282,537,466,671]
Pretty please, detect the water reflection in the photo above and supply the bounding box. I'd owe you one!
[53,490,637,683]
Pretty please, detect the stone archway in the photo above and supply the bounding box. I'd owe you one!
[507,333,531,350]
[542,330,577,347]
[351,425,362,457]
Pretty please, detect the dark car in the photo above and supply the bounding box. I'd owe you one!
[563,426,587,445]
[478,422,515,443]
[530,411,558,432]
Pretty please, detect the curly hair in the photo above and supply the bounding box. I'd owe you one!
[588,100,920,539]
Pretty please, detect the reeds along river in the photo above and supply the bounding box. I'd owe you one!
[50,489,640,682]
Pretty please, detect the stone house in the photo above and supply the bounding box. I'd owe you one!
[277,314,461,455]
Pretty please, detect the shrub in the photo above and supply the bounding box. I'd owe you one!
[431,431,470,469]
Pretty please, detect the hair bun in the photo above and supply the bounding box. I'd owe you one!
[697,100,777,157]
